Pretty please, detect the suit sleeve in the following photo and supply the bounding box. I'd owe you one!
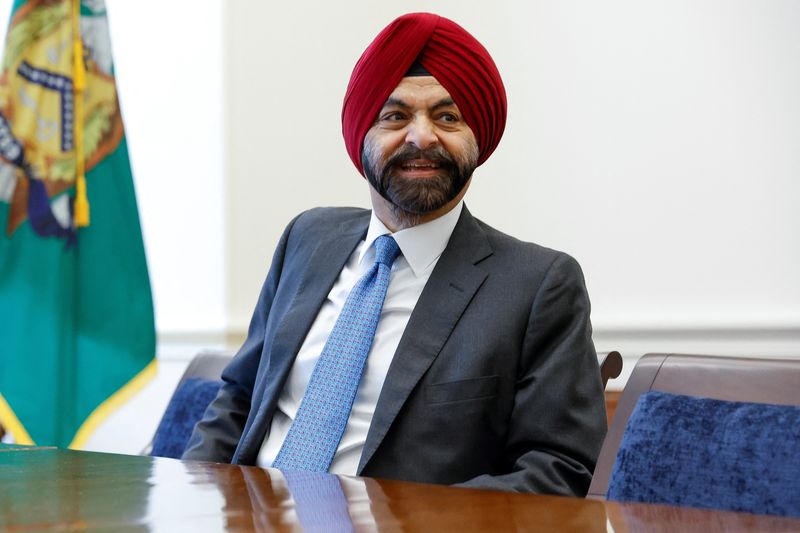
[182,214,300,463]
[456,253,607,495]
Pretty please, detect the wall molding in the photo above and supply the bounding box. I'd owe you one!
[156,323,800,390]
[593,323,800,390]
[156,329,240,362]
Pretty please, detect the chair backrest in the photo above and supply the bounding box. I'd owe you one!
[147,351,234,458]
[598,351,622,389]
[588,353,800,499]
[605,389,800,517]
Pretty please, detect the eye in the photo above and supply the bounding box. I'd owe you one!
[437,112,459,124]
[380,111,407,122]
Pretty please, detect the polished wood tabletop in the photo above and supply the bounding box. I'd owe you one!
[1,446,798,532]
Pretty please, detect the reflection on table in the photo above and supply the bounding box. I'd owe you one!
[1,446,798,532]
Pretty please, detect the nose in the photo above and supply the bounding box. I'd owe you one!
[404,116,439,150]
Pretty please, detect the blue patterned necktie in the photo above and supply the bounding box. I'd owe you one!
[272,235,401,472]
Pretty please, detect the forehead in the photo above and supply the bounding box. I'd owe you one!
[383,76,455,108]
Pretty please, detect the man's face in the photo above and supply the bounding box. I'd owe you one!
[362,76,479,219]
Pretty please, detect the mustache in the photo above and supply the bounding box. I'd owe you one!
[383,144,458,171]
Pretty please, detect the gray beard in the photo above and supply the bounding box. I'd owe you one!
[362,142,478,226]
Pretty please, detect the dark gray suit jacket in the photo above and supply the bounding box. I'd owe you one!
[183,206,607,495]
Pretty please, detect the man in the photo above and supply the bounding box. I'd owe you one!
[183,12,606,495]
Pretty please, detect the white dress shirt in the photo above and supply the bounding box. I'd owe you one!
[257,202,463,474]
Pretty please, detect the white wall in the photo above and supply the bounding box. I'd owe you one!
[106,0,226,341]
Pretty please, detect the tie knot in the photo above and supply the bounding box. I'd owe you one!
[373,235,400,267]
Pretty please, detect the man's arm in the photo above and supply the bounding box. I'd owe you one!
[457,254,607,495]
[182,214,300,463]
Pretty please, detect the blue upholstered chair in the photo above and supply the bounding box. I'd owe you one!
[147,351,233,458]
[150,377,224,459]
[607,390,800,517]
[589,353,800,517]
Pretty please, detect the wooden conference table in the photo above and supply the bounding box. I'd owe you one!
[1,445,798,532]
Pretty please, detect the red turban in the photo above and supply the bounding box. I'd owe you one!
[342,13,507,175]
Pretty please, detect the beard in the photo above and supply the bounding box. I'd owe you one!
[362,139,478,221]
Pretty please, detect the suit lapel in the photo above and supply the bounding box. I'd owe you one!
[237,212,368,462]
[266,219,367,382]
[357,207,493,473]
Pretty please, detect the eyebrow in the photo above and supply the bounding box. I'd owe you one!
[381,97,457,111]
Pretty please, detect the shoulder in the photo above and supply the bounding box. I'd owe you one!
[294,206,369,224]
[467,212,584,283]
[285,206,370,240]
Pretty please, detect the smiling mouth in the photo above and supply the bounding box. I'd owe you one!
[398,159,441,172]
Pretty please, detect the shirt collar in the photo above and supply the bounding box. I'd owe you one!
[360,201,464,277]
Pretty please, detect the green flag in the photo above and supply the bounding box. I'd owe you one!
[0,0,155,448]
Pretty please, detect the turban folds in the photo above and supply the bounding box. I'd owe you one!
[342,13,507,175]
